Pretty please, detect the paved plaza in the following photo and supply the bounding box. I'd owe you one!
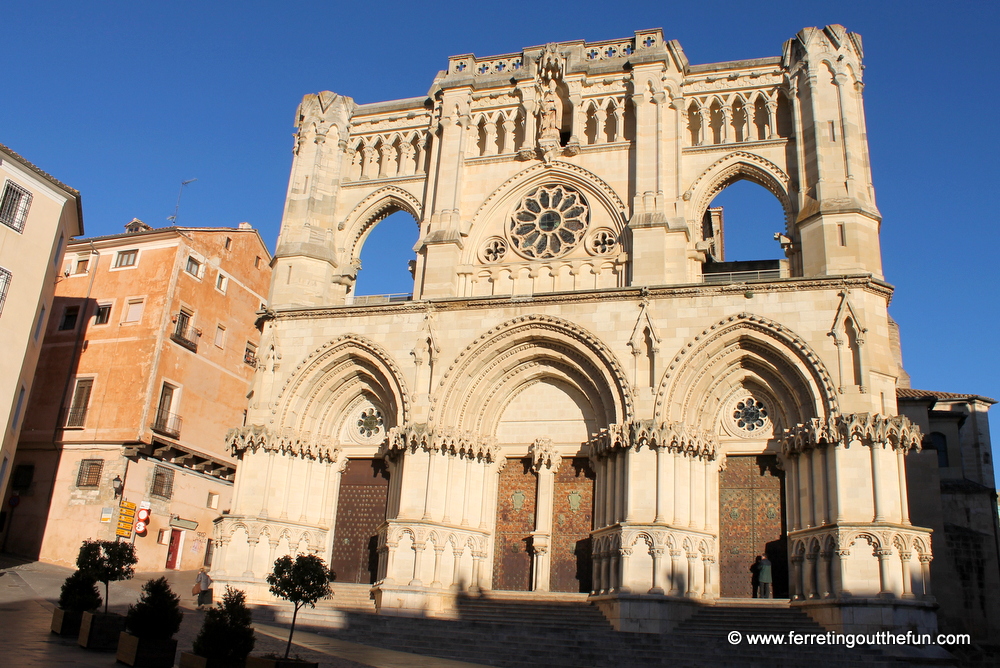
[0,555,486,668]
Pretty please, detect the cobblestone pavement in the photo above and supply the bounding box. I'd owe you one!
[0,555,485,668]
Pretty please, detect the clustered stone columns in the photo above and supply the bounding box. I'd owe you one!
[529,438,562,592]
[780,413,934,602]
[588,421,718,598]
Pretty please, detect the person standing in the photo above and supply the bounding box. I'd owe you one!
[758,554,773,599]
[750,555,762,598]
[193,568,213,610]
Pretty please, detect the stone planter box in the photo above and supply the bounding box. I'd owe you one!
[116,631,178,667]
[179,651,247,668]
[245,657,318,668]
[50,607,84,636]
[77,611,125,650]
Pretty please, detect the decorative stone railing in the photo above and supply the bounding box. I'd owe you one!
[591,524,716,597]
[376,520,491,591]
[212,516,328,581]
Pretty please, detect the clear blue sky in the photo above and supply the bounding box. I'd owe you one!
[4,2,998,451]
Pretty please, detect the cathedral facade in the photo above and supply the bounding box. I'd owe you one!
[213,26,942,634]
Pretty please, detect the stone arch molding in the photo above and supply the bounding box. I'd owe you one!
[430,314,633,435]
[339,185,423,263]
[272,334,410,440]
[654,312,839,432]
[465,161,628,258]
[685,151,793,231]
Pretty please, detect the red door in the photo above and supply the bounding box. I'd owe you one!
[165,529,182,569]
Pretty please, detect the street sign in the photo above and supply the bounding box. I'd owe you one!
[116,499,137,538]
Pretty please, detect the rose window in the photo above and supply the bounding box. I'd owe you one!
[588,229,618,255]
[733,399,768,432]
[509,185,589,259]
[481,238,507,263]
[357,408,383,438]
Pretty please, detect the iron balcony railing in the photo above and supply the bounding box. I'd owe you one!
[244,349,257,366]
[151,409,182,439]
[347,293,412,306]
[170,323,200,352]
[63,406,88,428]
[702,269,782,285]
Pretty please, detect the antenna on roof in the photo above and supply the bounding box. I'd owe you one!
[167,178,198,224]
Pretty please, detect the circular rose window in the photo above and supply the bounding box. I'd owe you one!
[728,393,772,437]
[509,185,589,259]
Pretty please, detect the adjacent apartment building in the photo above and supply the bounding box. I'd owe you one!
[4,220,271,571]
[0,143,83,532]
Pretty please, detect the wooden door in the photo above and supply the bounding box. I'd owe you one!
[165,529,182,569]
[492,458,535,591]
[330,459,389,584]
[718,455,787,598]
[550,458,594,592]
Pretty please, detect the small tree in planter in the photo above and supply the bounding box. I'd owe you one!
[76,539,138,650]
[252,554,333,666]
[51,570,102,635]
[117,577,184,667]
[181,586,256,668]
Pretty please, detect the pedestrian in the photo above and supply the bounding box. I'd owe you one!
[193,567,213,610]
[758,554,773,599]
[750,555,762,598]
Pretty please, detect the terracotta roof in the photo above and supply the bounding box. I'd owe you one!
[897,388,997,404]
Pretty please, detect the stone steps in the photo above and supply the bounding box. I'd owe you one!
[252,596,939,667]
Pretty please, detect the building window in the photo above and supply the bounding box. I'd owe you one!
[0,180,32,232]
[151,467,174,499]
[207,491,220,509]
[115,250,138,268]
[254,256,261,269]
[34,305,46,340]
[54,234,64,268]
[244,342,257,367]
[65,377,94,428]
[76,459,104,487]
[185,256,201,277]
[123,299,144,323]
[11,385,25,430]
[203,539,214,568]
[0,266,11,316]
[216,273,228,293]
[11,464,34,492]
[157,529,170,545]
[214,325,226,348]
[224,237,232,250]
[94,303,112,325]
[152,383,182,438]
[58,305,80,331]
[74,257,90,274]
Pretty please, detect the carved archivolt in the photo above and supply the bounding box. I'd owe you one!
[780,412,923,454]
[589,420,718,460]
[274,334,410,431]
[384,423,500,462]
[431,314,633,430]
[654,312,839,427]
[225,424,343,463]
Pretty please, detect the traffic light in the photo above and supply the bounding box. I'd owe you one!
[135,507,151,536]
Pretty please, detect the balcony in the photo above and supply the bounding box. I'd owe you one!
[63,407,88,429]
[346,293,412,306]
[151,409,183,439]
[701,259,784,285]
[170,323,200,352]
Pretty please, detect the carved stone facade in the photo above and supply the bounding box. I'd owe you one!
[210,26,994,637]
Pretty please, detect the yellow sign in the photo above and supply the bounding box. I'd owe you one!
[116,499,137,537]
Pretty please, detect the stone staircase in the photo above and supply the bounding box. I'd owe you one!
[254,593,952,667]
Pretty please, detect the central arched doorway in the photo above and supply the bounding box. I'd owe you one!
[718,454,788,598]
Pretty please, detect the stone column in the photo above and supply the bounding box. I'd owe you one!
[470,551,484,593]
[531,540,550,592]
[871,444,886,522]
[790,555,803,600]
[593,457,606,528]
[616,450,627,523]
[836,549,852,597]
[610,551,621,592]
[919,556,933,599]
[259,450,275,518]
[650,547,665,594]
[317,461,332,527]
[423,448,437,521]
[243,538,259,578]
[654,446,667,523]
[900,552,914,598]
[818,550,832,598]
[685,552,697,596]
[451,544,462,590]
[442,452,454,524]
[668,549,682,595]
[804,553,818,599]
[299,457,314,523]
[410,540,426,586]
[787,454,799,531]
[702,556,714,599]
[431,544,445,588]
[460,457,473,526]
[383,539,397,585]
[672,451,683,525]
[876,547,893,596]
[213,536,230,578]
[897,448,911,525]
[812,448,825,525]
[530,442,560,592]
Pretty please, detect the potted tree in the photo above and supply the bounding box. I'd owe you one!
[180,586,256,668]
[246,554,334,668]
[76,539,138,650]
[117,577,184,667]
[51,569,102,636]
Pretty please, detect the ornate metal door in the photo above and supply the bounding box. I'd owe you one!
[492,458,535,591]
[719,455,787,598]
[551,458,594,592]
[331,458,389,584]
